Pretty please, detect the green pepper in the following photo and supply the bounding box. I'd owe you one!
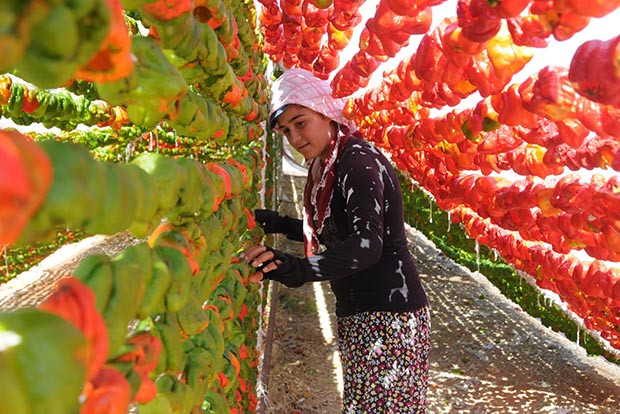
[154,245,192,312]
[0,309,86,414]
[203,389,231,413]
[85,162,137,235]
[18,141,105,244]
[154,373,194,414]
[137,251,171,318]
[132,152,188,215]
[96,36,189,128]
[174,295,209,337]
[73,253,114,313]
[104,244,147,356]
[121,163,159,236]
[0,352,31,414]
[192,307,225,357]
[138,393,174,414]
[15,0,110,89]
[170,91,230,140]
[183,347,215,406]
[168,157,209,223]
[154,317,184,374]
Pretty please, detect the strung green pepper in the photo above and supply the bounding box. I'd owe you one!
[137,251,171,318]
[131,152,188,215]
[97,36,189,128]
[174,295,210,337]
[154,245,193,312]
[85,162,138,235]
[104,244,147,356]
[15,0,110,88]
[74,254,114,313]
[0,309,86,414]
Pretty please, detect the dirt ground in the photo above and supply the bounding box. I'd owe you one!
[261,173,620,414]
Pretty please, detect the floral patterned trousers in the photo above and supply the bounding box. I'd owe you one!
[337,307,431,414]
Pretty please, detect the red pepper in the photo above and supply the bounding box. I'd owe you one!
[81,366,131,414]
[550,11,590,41]
[554,118,589,148]
[457,0,502,42]
[142,0,192,21]
[77,0,132,82]
[441,22,484,66]
[465,49,505,97]
[259,2,282,26]
[507,15,551,47]
[566,0,620,17]
[302,1,330,26]
[21,87,39,113]
[492,84,539,128]
[0,131,52,245]
[485,0,530,17]
[350,51,381,77]
[521,66,576,121]
[568,35,620,107]
[327,23,354,49]
[281,0,303,15]
[412,33,436,82]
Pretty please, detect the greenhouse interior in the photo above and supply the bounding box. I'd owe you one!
[0,0,619,413]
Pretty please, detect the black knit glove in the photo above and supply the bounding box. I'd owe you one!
[254,209,287,234]
[259,247,305,288]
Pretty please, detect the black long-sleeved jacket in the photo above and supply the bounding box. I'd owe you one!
[271,137,428,317]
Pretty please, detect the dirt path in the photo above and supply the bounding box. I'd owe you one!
[262,174,620,414]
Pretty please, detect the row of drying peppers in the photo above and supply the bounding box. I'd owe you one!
[1,2,274,414]
[344,15,620,350]
[258,0,618,100]
[400,177,619,361]
[2,218,263,414]
[0,131,267,413]
[259,0,366,77]
[450,205,620,349]
[0,130,258,247]
[1,0,269,145]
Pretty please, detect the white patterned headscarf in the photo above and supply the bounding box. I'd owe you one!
[269,68,356,132]
[269,68,361,257]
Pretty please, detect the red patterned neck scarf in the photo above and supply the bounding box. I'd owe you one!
[302,127,362,257]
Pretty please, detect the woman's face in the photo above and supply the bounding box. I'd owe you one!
[275,105,337,160]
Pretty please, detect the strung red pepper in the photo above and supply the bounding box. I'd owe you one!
[549,11,590,41]
[313,46,339,79]
[142,0,192,21]
[485,0,531,18]
[303,1,330,27]
[507,14,551,47]
[280,0,303,16]
[80,366,131,414]
[568,35,620,107]
[77,0,132,82]
[491,84,540,128]
[457,0,502,42]
[331,0,364,30]
[327,23,354,49]
[441,22,484,66]
[0,131,52,245]
[520,66,576,121]
[564,0,620,17]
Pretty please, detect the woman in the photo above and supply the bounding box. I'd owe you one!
[241,68,431,413]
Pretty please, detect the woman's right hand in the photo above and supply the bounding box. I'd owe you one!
[240,244,282,282]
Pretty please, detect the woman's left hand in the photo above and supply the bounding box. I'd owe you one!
[240,245,282,282]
